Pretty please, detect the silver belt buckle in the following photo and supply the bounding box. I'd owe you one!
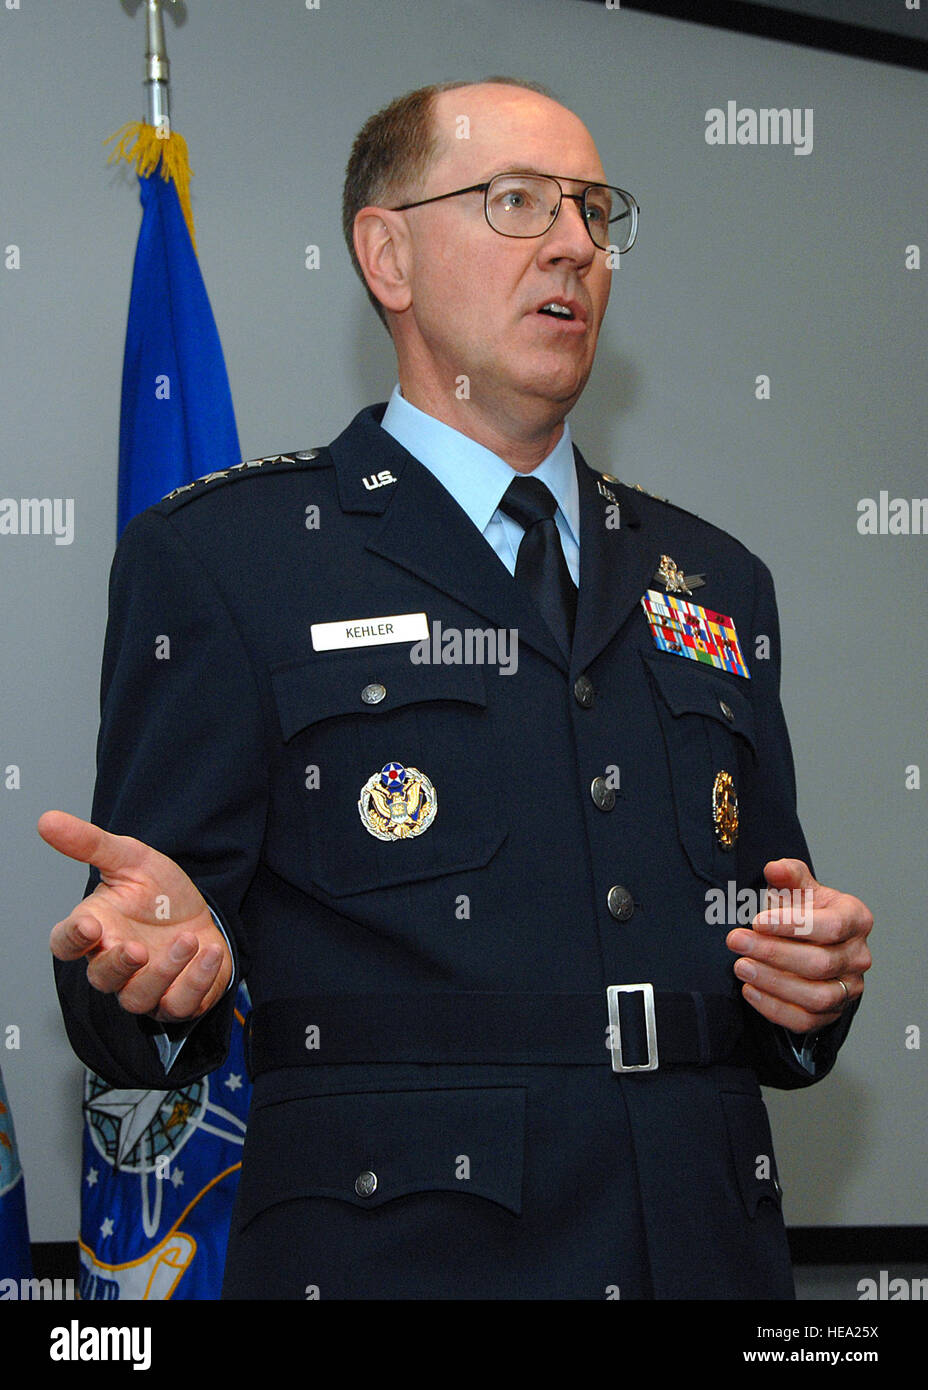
[607,983,659,1072]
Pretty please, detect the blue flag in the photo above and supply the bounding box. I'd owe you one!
[79,993,251,1301]
[0,1065,32,1283]
[80,125,252,1300]
[116,130,240,531]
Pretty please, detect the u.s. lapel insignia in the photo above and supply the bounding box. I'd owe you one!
[361,469,397,492]
[358,762,437,840]
[712,770,739,849]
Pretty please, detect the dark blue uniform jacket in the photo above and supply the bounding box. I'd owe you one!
[55,404,856,1299]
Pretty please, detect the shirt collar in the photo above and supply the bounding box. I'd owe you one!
[380,384,579,545]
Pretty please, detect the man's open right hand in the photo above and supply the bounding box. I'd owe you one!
[40,810,233,1025]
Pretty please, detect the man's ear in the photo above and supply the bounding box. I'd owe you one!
[353,208,412,317]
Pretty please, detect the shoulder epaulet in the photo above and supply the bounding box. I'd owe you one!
[600,473,748,558]
[597,472,715,527]
[629,480,715,524]
[597,472,670,505]
[631,481,671,505]
[159,449,329,505]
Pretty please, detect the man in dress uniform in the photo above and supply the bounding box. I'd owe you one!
[43,78,873,1299]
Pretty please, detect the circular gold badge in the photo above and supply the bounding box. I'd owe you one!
[712,770,739,850]
[358,762,437,841]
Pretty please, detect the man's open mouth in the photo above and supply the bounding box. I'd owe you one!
[538,301,575,320]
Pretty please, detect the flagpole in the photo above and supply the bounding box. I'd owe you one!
[120,0,184,129]
[143,0,172,129]
[110,1,196,246]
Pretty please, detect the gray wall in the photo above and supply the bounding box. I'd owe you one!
[1,0,925,1242]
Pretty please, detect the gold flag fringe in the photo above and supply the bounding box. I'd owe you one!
[105,122,198,253]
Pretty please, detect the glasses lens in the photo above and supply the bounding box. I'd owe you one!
[583,186,636,251]
[486,175,561,237]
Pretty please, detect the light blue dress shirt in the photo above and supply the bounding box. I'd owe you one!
[381,383,580,584]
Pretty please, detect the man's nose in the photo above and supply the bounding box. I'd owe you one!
[542,195,595,259]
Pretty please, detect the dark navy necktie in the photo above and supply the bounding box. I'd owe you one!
[499,475,577,658]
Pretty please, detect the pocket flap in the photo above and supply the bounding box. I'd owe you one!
[643,650,756,751]
[236,1085,527,1227]
[271,648,488,741]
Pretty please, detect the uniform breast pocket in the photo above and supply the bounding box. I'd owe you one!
[266,646,507,897]
[643,649,757,885]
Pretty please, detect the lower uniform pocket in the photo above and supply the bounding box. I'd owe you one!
[234,1084,527,1230]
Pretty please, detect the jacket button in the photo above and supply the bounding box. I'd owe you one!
[719,700,734,722]
[355,1170,378,1197]
[361,683,386,705]
[591,776,616,811]
[573,675,594,708]
[607,885,634,921]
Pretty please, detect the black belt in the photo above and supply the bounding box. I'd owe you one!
[244,988,746,1078]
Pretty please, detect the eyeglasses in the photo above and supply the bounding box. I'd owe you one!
[389,172,639,253]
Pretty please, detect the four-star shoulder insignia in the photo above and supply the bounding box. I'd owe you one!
[160,450,324,503]
[631,481,714,527]
[596,472,670,505]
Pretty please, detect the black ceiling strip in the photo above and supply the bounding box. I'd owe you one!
[573,0,928,72]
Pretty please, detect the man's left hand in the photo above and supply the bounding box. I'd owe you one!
[727,858,873,1036]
